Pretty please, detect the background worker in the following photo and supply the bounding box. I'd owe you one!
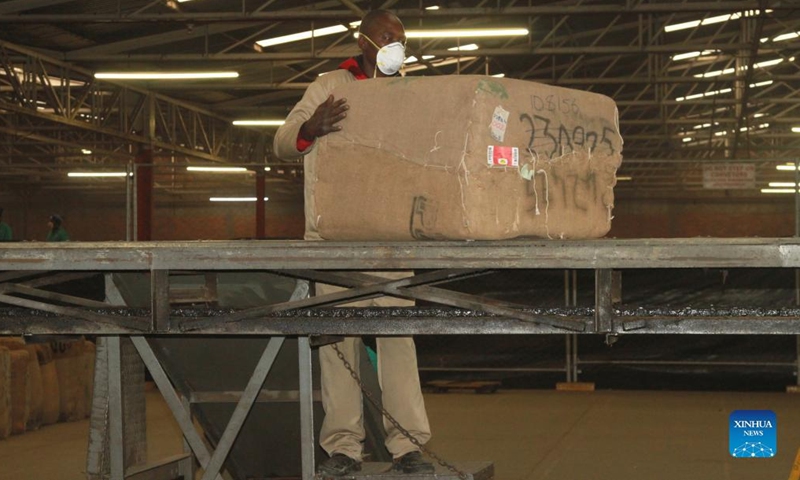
[46,214,69,242]
[0,207,12,241]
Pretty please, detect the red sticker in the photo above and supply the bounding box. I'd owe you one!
[487,146,519,167]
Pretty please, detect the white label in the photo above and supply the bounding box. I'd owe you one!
[489,106,510,142]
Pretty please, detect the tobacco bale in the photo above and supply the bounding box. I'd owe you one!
[39,344,60,426]
[0,347,10,439]
[9,349,30,434]
[52,340,83,422]
[25,345,44,431]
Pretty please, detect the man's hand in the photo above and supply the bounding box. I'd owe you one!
[299,95,349,142]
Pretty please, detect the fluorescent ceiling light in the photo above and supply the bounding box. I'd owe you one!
[448,43,480,51]
[777,164,799,171]
[404,54,436,64]
[257,22,360,48]
[671,50,718,61]
[676,81,771,102]
[68,172,129,177]
[616,176,632,181]
[264,167,272,172]
[664,20,701,32]
[491,73,505,78]
[665,10,771,32]
[405,28,528,38]
[187,166,249,173]
[95,72,238,80]
[81,149,92,154]
[770,31,800,42]
[404,56,478,73]
[232,120,285,126]
[792,127,800,133]
[769,182,797,187]
[761,188,797,194]
[210,197,269,202]
[425,5,440,9]
[682,137,693,142]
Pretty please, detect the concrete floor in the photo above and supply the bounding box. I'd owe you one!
[0,389,799,480]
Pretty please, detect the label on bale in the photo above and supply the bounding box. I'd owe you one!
[487,146,519,167]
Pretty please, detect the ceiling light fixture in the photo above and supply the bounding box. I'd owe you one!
[257,22,361,48]
[405,28,528,38]
[232,120,285,126]
[425,5,440,10]
[404,54,436,64]
[404,56,478,73]
[665,10,771,32]
[68,172,129,177]
[187,166,249,173]
[761,188,797,194]
[95,72,239,80]
[210,197,269,202]
[447,44,480,51]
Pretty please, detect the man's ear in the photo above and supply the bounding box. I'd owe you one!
[357,34,369,54]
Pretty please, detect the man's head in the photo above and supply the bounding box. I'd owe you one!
[49,214,62,229]
[357,10,406,77]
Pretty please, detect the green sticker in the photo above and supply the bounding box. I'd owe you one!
[477,79,509,99]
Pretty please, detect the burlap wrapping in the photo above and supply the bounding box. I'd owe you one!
[9,349,30,434]
[25,345,44,430]
[52,340,83,422]
[39,344,60,426]
[0,347,10,439]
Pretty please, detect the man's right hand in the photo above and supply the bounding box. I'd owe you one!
[299,95,349,142]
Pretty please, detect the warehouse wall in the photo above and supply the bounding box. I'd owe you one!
[0,191,794,241]
[609,193,795,238]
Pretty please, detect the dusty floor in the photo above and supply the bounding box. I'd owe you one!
[0,388,799,480]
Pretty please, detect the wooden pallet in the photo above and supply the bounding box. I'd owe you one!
[424,380,500,394]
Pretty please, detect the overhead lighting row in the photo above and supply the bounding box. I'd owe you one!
[675,80,772,102]
[664,10,771,33]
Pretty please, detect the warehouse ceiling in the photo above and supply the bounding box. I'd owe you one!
[0,0,799,202]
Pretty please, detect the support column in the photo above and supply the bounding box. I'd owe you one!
[256,171,266,238]
[135,146,154,241]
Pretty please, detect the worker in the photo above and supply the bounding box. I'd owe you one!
[0,207,12,241]
[273,9,434,478]
[46,214,69,241]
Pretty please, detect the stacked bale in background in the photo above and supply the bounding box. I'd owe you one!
[39,344,60,426]
[0,346,10,439]
[0,336,96,440]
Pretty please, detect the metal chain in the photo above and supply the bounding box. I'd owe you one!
[331,342,470,480]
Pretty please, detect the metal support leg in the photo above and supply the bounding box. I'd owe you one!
[200,337,286,480]
[298,336,315,480]
[151,269,170,332]
[129,336,224,480]
[108,336,125,480]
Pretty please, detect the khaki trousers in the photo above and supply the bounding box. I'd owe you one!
[316,276,432,460]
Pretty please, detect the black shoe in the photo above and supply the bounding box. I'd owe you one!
[391,451,435,474]
[317,453,362,477]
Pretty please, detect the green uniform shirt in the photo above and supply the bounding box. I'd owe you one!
[46,227,69,242]
[0,222,11,241]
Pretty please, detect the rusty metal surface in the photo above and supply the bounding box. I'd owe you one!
[2,238,800,270]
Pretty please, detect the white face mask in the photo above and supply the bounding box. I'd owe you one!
[375,41,405,76]
[362,34,406,76]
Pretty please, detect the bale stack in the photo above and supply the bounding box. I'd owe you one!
[52,339,84,422]
[26,345,44,431]
[39,344,60,426]
[8,349,30,434]
[0,346,10,439]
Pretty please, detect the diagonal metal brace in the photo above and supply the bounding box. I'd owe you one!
[130,336,225,480]
[303,270,587,332]
[0,293,148,331]
[180,269,488,332]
